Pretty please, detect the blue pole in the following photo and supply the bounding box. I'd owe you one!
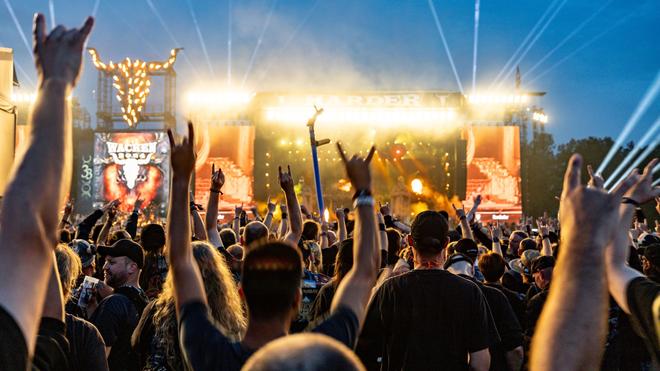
[309,124,324,215]
[307,107,325,216]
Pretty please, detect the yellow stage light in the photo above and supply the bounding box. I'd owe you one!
[411,178,423,195]
[263,106,458,126]
[324,208,330,223]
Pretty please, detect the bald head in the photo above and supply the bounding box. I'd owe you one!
[242,333,364,371]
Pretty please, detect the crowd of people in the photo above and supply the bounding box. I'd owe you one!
[0,14,658,371]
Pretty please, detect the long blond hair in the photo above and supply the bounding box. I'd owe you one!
[152,241,246,370]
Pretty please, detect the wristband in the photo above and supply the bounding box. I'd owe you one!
[493,238,501,244]
[281,213,288,219]
[379,223,386,231]
[210,188,223,195]
[352,189,372,201]
[320,232,328,237]
[621,197,640,207]
[459,215,466,221]
[354,195,375,208]
[542,235,550,240]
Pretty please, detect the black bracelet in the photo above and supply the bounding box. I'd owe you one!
[621,197,640,207]
[542,235,550,240]
[210,188,223,195]
[281,213,288,219]
[379,223,386,231]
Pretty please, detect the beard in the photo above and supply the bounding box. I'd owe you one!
[104,270,127,289]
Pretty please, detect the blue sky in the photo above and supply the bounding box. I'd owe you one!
[1,0,659,144]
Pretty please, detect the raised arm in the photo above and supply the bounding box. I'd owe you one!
[0,14,93,356]
[530,154,638,371]
[280,166,303,246]
[606,159,659,314]
[189,191,208,241]
[124,198,142,239]
[58,200,73,230]
[335,208,347,242]
[263,197,276,230]
[331,144,380,323]
[96,206,117,246]
[205,164,225,248]
[167,123,207,314]
[537,220,553,256]
[233,204,242,240]
[490,224,504,256]
[453,204,474,240]
[279,202,288,238]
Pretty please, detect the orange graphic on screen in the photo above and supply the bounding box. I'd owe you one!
[94,132,169,213]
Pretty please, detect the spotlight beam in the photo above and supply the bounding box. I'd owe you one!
[527,12,635,86]
[495,0,568,89]
[185,0,215,77]
[48,0,56,29]
[4,0,32,57]
[471,0,480,93]
[603,116,660,188]
[92,0,101,18]
[14,61,35,88]
[428,0,464,93]
[145,0,200,78]
[597,69,660,174]
[523,0,612,80]
[608,137,659,191]
[241,0,278,89]
[254,0,320,86]
[489,0,560,89]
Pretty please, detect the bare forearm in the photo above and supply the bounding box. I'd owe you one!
[540,238,552,256]
[97,217,113,245]
[205,192,223,247]
[279,217,288,237]
[505,347,523,371]
[264,212,274,230]
[337,218,347,242]
[492,242,503,256]
[284,189,302,243]
[606,205,642,314]
[460,218,474,240]
[191,209,207,241]
[530,237,608,370]
[7,80,71,235]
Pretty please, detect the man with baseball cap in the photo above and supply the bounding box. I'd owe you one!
[89,239,148,371]
[525,255,555,337]
[357,211,497,370]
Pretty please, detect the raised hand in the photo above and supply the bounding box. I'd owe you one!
[536,219,549,236]
[623,159,659,205]
[336,143,375,191]
[133,195,144,212]
[300,205,311,219]
[210,163,225,192]
[234,204,243,217]
[335,208,345,220]
[379,202,391,216]
[559,154,638,247]
[168,122,196,179]
[587,164,605,189]
[266,197,277,214]
[490,224,501,240]
[278,165,294,192]
[32,13,94,86]
[63,199,73,215]
[452,203,466,220]
[279,202,287,214]
[102,199,120,212]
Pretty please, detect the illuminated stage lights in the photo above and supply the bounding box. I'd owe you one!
[465,94,530,105]
[264,107,458,125]
[185,91,255,108]
[411,178,423,195]
[532,111,548,123]
[88,48,181,126]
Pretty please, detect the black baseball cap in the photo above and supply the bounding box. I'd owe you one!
[443,253,473,270]
[411,211,449,252]
[643,243,660,268]
[531,255,555,274]
[98,239,144,269]
[454,239,478,263]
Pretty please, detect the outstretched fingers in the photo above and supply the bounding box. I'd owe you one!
[610,169,639,201]
[365,146,376,163]
[33,13,46,53]
[562,154,583,197]
[337,142,348,164]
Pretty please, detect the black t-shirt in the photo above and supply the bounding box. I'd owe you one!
[461,275,522,371]
[0,305,28,371]
[626,277,660,367]
[485,282,527,329]
[291,270,330,333]
[321,245,339,277]
[356,269,499,371]
[33,317,70,371]
[90,289,145,371]
[525,289,549,337]
[309,281,338,327]
[179,300,359,371]
[65,314,109,371]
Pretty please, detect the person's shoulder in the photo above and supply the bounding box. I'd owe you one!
[65,314,105,343]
